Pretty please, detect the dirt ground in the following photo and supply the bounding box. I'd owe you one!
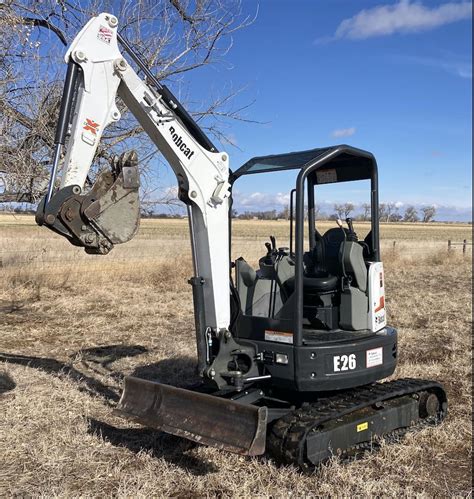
[0,215,472,497]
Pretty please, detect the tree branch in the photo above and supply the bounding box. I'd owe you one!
[21,16,67,46]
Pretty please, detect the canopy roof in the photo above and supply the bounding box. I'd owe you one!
[231,145,376,184]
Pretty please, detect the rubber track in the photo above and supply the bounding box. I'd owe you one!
[267,378,447,470]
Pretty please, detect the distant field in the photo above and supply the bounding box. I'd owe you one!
[0,213,472,496]
[0,214,470,270]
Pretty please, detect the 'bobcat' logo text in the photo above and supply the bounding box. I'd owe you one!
[169,126,195,160]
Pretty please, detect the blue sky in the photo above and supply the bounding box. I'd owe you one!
[159,0,472,221]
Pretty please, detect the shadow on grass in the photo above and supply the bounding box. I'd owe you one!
[0,347,213,471]
[0,347,198,400]
[73,344,148,366]
[131,356,198,387]
[71,344,149,382]
[0,351,122,403]
[0,370,16,394]
[88,418,218,476]
[0,344,150,404]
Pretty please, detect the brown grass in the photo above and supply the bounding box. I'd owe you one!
[0,214,472,497]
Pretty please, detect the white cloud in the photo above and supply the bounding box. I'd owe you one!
[327,0,472,41]
[331,127,356,138]
[237,191,290,210]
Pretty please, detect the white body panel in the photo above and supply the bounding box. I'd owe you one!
[58,13,231,330]
[368,261,387,332]
[61,14,122,188]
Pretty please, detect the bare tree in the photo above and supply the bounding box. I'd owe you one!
[378,203,387,222]
[334,204,345,219]
[384,202,398,223]
[403,205,419,222]
[0,0,257,205]
[334,202,354,219]
[361,202,371,221]
[421,205,436,223]
[390,212,402,222]
[314,203,321,219]
[344,203,354,218]
[377,202,398,222]
[278,205,290,220]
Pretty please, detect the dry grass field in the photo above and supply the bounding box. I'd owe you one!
[0,213,472,497]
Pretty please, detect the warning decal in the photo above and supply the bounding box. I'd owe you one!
[264,330,293,344]
[357,422,368,432]
[366,347,383,368]
[97,25,113,44]
[316,169,337,184]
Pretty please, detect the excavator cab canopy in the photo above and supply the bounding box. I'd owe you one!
[231,144,381,261]
[231,144,376,184]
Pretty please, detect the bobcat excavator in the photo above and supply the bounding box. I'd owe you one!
[35,13,447,469]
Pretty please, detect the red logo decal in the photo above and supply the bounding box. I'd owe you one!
[83,118,99,135]
[374,295,385,313]
[97,25,113,44]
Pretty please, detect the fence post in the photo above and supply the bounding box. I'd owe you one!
[393,241,396,251]
[448,240,451,252]
[463,239,467,254]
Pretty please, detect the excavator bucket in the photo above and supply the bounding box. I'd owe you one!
[115,376,268,455]
[36,150,140,255]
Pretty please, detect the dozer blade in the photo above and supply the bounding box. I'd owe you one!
[115,376,268,456]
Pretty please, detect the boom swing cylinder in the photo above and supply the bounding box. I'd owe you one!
[35,12,447,468]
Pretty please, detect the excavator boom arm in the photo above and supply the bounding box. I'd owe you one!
[37,13,232,334]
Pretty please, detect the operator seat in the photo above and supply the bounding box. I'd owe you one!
[302,227,347,292]
[285,228,346,294]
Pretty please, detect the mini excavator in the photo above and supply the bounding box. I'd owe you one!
[35,13,447,469]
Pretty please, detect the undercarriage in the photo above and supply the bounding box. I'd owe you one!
[116,376,447,468]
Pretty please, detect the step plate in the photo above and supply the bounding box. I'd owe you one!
[115,376,267,455]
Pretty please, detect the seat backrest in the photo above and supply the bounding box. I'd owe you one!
[235,257,284,317]
[321,227,347,276]
[235,258,256,314]
[341,241,368,292]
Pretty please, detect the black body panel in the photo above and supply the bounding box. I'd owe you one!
[244,327,397,392]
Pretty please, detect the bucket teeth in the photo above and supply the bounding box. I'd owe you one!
[115,376,267,456]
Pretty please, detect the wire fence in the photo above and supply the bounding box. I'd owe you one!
[448,239,472,254]
[0,239,471,271]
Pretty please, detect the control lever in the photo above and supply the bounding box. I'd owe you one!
[269,235,276,251]
[345,217,358,241]
[345,217,354,233]
[263,241,274,265]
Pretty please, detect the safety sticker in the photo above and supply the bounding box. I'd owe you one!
[357,422,368,432]
[316,168,337,184]
[97,25,113,44]
[366,347,383,368]
[264,330,293,344]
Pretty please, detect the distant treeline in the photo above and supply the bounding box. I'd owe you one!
[2,203,470,224]
[234,203,440,223]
